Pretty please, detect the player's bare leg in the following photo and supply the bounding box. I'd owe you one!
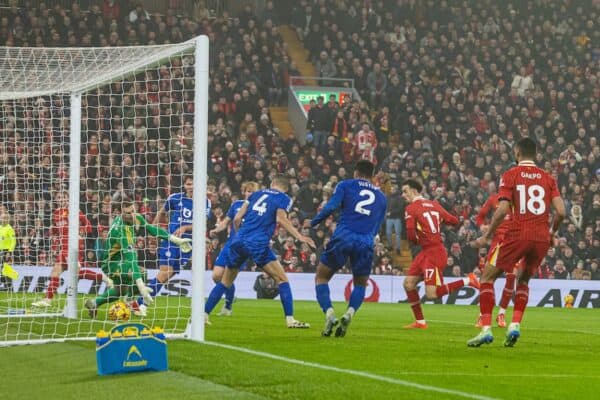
[468,263,504,347]
[315,263,338,336]
[403,275,427,328]
[263,260,310,328]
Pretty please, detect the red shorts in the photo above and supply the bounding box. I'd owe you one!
[488,239,549,275]
[407,246,447,286]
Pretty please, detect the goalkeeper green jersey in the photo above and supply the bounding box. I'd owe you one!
[102,214,169,276]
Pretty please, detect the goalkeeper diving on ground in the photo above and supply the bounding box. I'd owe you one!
[84,200,191,318]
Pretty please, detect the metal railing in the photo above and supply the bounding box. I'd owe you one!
[289,76,355,90]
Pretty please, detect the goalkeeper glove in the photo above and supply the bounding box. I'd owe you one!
[169,234,192,253]
[136,278,154,305]
[101,274,114,289]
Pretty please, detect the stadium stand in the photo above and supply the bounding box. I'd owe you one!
[0,0,598,279]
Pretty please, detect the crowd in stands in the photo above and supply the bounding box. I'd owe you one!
[0,0,599,280]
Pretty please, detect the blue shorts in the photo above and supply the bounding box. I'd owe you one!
[158,240,192,271]
[228,238,276,269]
[319,236,374,277]
[214,242,248,270]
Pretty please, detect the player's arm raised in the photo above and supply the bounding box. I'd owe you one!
[277,209,316,249]
[475,196,492,226]
[233,201,248,231]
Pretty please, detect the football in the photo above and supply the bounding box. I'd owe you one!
[108,301,131,322]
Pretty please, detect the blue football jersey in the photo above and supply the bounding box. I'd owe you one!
[164,194,211,239]
[237,189,293,244]
[225,199,246,239]
[311,179,387,243]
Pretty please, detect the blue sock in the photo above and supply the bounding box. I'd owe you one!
[278,282,293,317]
[138,278,163,306]
[205,282,227,314]
[224,283,235,310]
[348,285,366,312]
[315,283,332,313]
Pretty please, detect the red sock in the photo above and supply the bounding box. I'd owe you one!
[79,268,103,282]
[512,284,529,323]
[47,276,60,300]
[435,279,465,297]
[499,273,516,309]
[479,282,495,326]
[406,289,424,320]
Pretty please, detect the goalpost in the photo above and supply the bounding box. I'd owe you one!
[0,36,209,345]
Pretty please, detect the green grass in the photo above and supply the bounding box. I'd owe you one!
[2,297,600,400]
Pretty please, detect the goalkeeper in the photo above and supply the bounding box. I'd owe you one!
[84,201,191,318]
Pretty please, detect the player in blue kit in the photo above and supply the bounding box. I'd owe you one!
[204,175,315,328]
[208,181,259,316]
[311,160,387,337]
[133,175,211,316]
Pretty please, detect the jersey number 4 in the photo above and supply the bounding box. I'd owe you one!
[354,189,375,215]
[252,194,269,216]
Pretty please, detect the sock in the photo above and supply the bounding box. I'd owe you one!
[435,279,465,297]
[224,283,235,310]
[94,287,120,307]
[205,282,228,314]
[78,268,103,282]
[348,285,366,313]
[278,282,294,317]
[406,289,424,321]
[512,283,529,324]
[315,283,333,313]
[498,307,506,315]
[499,273,516,309]
[47,276,59,300]
[479,282,495,327]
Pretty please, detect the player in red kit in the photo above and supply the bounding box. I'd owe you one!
[468,138,565,347]
[473,182,518,328]
[401,179,480,329]
[32,193,108,307]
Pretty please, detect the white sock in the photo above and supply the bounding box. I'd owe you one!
[417,319,426,324]
[345,307,356,318]
[498,307,506,315]
[286,316,295,324]
[462,277,470,285]
[326,307,335,319]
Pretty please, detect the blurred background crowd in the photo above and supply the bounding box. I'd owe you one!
[0,0,599,280]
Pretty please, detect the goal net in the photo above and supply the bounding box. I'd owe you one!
[0,37,208,345]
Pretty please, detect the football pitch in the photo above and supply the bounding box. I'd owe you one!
[1,298,599,400]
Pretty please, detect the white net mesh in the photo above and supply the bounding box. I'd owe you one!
[0,40,201,344]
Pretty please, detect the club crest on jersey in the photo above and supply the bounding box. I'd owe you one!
[182,208,192,218]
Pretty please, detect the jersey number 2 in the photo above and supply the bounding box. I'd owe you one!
[354,189,375,215]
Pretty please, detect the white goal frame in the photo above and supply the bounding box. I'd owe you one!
[0,36,209,345]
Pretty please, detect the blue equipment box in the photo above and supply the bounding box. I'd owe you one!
[96,322,168,375]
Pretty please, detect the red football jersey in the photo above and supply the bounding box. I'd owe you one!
[498,161,560,243]
[404,197,459,248]
[475,193,512,238]
[51,208,92,252]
